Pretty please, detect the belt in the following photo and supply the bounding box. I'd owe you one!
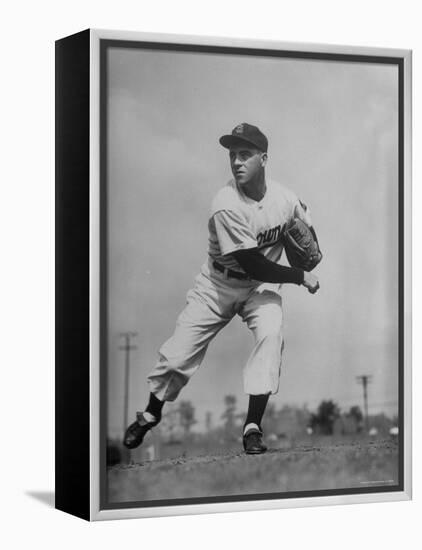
[212,260,250,280]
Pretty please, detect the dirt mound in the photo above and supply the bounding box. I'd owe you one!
[107,438,399,504]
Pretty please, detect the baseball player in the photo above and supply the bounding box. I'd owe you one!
[124,123,320,454]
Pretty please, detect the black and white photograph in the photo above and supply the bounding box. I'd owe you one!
[99,36,406,509]
[5,0,420,544]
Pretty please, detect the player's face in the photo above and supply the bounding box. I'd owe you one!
[229,145,267,185]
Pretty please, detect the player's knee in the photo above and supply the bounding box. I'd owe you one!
[258,326,283,342]
[259,331,284,354]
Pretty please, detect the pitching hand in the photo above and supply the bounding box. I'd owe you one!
[303,272,320,294]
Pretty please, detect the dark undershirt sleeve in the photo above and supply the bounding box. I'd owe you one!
[232,248,304,285]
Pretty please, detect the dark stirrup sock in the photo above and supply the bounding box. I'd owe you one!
[145,392,164,422]
[244,394,270,432]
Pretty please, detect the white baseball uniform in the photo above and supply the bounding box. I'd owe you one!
[147,178,312,401]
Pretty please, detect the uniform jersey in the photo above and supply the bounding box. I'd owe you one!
[208,178,311,274]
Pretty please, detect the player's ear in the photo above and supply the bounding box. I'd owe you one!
[260,152,268,167]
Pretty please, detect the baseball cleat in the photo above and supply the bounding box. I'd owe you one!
[243,428,268,455]
[123,412,159,449]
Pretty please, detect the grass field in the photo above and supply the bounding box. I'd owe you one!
[107,437,399,503]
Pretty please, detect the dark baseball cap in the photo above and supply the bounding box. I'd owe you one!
[219,123,268,152]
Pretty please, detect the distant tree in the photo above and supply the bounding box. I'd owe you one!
[162,408,180,442]
[348,406,363,422]
[222,394,237,434]
[179,400,196,435]
[262,402,278,434]
[310,400,341,435]
[265,402,277,420]
[106,439,122,466]
[205,411,213,432]
[347,406,364,432]
[278,404,310,437]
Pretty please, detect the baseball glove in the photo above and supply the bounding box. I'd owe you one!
[283,218,322,272]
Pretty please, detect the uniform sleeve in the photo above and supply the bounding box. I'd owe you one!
[213,210,257,255]
[293,199,313,227]
[292,198,320,245]
[233,249,304,285]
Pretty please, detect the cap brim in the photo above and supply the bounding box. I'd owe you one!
[219,135,259,150]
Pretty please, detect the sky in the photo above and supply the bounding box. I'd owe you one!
[105,45,399,437]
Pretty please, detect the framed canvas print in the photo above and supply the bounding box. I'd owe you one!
[55,29,412,521]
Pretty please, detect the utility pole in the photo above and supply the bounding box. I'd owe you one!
[356,375,372,432]
[205,411,213,432]
[119,332,138,438]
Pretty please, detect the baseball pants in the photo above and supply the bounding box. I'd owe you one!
[147,260,284,401]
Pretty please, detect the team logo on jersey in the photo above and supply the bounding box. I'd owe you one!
[257,224,283,248]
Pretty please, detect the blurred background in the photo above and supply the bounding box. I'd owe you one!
[107,393,399,467]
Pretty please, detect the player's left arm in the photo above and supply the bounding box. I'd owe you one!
[294,199,321,247]
[294,200,312,226]
[232,248,319,293]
